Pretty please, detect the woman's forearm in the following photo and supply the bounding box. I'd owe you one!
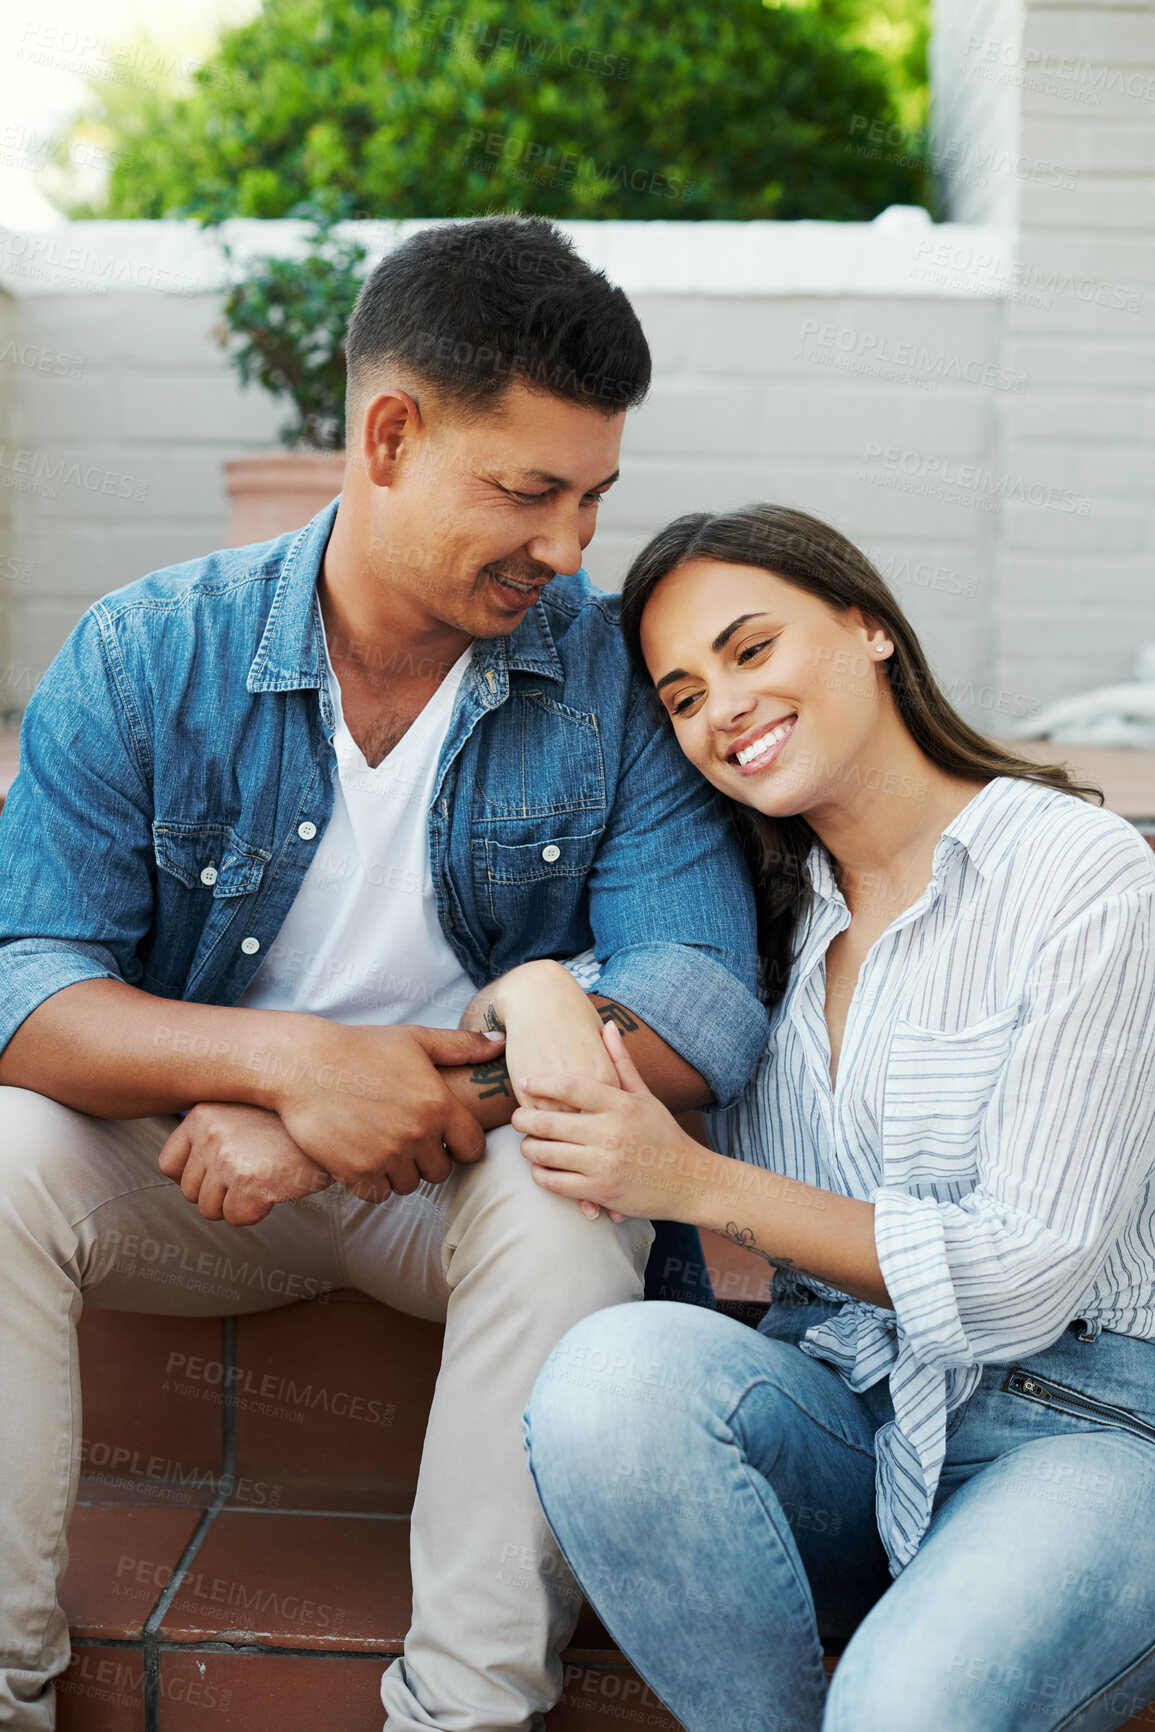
[679,1147,892,1309]
[475,961,620,1107]
[512,1028,890,1301]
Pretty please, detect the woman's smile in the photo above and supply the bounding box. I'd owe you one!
[727,712,798,774]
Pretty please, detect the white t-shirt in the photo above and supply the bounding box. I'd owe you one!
[236,637,477,1030]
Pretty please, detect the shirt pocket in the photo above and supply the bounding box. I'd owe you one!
[472,826,602,945]
[882,1008,1019,1183]
[147,819,272,991]
[153,820,270,896]
[473,689,607,820]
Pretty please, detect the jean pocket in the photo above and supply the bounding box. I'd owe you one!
[1002,1368,1155,1449]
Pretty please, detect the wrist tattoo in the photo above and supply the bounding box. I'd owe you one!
[724,1224,822,1282]
[597,1001,640,1035]
[469,1056,513,1100]
[482,999,506,1034]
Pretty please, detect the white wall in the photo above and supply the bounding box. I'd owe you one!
[0,215,1022,727]
[0,288,14,704]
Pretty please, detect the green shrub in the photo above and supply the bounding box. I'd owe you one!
[61,0,928,223]
[214,203,366,448]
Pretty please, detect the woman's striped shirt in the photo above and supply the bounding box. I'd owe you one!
[705,775,1155,1575]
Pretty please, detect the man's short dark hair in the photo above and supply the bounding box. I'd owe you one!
[345,215,650,428]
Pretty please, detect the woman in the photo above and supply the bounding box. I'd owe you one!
[504,507,1155,1731]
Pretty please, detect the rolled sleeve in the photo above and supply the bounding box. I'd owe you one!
[0,939,123,1052]
[872,1188,973,1367]
[584,682,768,1107]
[594,940,768,1109]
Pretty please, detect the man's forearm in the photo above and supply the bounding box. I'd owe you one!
[590,996,712,1113]
[0,978,318,1118]
[440,994,712,1127]
[441,1048,521,1130]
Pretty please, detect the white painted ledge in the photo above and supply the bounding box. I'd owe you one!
[0,208,1017,300]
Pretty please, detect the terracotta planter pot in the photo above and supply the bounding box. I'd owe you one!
[224,451,346,547]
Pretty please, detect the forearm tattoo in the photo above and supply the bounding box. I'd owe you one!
[724,1224,823,1282]
[466,997,636,1103]
[469,1056,513,1100]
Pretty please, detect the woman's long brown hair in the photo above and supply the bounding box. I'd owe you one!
[618,505,1101,1007]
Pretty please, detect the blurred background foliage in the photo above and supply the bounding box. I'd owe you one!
[53,0,929,223]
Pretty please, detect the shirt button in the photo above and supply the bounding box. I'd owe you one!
[199,865,218,887]
[541,843,561,863]
[297,821,317,841]
[241,936,261,955]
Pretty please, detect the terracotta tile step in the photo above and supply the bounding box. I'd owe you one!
[77,1276,768,1515]
[52,1638,1155,1732]
[57,1645,682,1732]
[59,1499,676,1730]
[61,1494,1155,1731]
[77,1299,442,1512]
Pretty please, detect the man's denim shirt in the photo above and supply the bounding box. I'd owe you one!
[0,500,768,1106]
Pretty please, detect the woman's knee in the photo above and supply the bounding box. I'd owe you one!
[525,1301,787,1490]
[524,1304,725,1537]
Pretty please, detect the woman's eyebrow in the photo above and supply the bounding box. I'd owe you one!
[655,612,771,694]
[711,611,767,652]
[655,666,690,693]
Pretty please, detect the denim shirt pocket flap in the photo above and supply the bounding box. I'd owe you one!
[882,1007,1019,1177]
[476,827,603,885]
[152,820,271,899]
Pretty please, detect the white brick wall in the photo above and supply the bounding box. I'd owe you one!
[932,0,1155,711]
[0,215,1021,726]
[0,291,13,702]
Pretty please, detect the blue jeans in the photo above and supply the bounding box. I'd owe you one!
[524,1295,1155,1732]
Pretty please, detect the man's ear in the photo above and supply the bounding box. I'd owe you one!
[360,389,423,488]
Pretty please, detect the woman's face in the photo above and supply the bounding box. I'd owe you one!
[639,559,895,820]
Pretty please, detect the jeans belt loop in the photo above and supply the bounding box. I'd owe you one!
[1073,1317,1102,1343]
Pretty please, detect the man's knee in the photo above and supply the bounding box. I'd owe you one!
[0,1086,83,1197]
[451,1122,654,1280]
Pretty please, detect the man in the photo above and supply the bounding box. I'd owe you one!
[0,215,767,1732]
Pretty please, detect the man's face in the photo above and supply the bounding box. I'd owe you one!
[362,381,624,638]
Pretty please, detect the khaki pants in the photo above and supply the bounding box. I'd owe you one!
[0,1085,653,1732]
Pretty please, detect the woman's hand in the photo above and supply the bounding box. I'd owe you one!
[461,960,618,1108]
[512,1021,722,1223]
[461,960,626,1221]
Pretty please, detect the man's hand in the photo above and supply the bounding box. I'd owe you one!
[158,1102,332,1226]
[271,1022,504,1202]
